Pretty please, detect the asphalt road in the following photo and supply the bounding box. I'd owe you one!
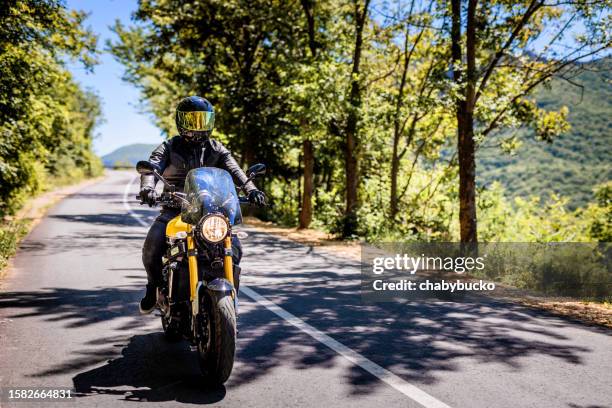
[0,170,610,408]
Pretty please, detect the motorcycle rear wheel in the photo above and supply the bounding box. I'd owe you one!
[198,294,236,385]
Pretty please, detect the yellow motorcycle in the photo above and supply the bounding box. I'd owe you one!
[136,160,266,384]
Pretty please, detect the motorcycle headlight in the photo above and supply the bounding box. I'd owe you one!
[199,215,229,243]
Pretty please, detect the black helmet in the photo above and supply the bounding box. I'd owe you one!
[175,96,215,141]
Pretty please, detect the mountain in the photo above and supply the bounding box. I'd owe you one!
[478,57,611,209]
[101,143,158,168]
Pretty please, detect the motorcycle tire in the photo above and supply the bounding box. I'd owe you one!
[198,293,236,385]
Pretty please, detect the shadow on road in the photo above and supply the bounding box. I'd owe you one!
[72,334,226,404]
[232,230,600,393]
[50,212,153,227]
[18,231,146,254]
[0,286,226,403]
[0,286,143,330]
[1,220,606,400]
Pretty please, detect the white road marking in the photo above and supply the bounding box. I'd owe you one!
[122,176,452,408]
[123,175,151,227]
[239,286,452,408]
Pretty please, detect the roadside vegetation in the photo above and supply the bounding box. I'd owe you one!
[479,59,612,210]
[0,0,103,269]
[108,0,610,309]
[110,0,610,243]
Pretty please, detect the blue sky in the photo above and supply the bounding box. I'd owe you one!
[65,0,163,156]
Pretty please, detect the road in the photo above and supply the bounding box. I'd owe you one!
[0,170,610,408]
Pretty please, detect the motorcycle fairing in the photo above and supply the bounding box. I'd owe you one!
[166,215,190,238]
[181,167,242,226]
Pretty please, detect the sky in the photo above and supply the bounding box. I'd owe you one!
[65,0,164,156]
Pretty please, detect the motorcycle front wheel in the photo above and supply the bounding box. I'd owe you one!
[198,293,236,385]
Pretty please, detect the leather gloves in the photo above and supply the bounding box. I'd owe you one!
[248,190,267,207]
[139,187,158,207]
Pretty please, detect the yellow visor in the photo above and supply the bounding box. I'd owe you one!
[176,110,215,131]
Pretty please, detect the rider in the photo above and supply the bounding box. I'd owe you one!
[138,96,266,314]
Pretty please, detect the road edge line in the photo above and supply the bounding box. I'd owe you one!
[239,285,452,408]
[123,175,150,228]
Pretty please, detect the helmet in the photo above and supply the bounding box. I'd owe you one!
[175,96,215,141]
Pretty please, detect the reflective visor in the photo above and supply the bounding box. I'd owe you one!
[176,110,215,131]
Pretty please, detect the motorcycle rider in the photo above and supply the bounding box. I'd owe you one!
[138,96,266,314]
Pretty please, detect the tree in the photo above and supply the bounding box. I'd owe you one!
[340,0,371,237]
[110,0,305,172]
[298,0,320,229]
[446,0,610,242]
[381,2,452,221]
[0,0,101,214]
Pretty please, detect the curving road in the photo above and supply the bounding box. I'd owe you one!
[0,170,610,408]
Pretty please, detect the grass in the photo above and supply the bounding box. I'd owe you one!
[0,218,31,274]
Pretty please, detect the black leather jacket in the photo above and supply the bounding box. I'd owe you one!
[140,136,257,195]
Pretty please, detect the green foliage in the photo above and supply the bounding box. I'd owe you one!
[477,243,610,301]
[0,219,30,271]
[479,58,611,209]
[110,0,610,243]
[0,0,102,216]
[584,182,612,242]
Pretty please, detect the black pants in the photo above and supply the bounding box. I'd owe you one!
[142,208,242,286]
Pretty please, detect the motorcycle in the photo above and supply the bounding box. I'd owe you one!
[135,160,266,385]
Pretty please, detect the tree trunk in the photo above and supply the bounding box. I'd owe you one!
[451,0,478,243]
[389,25,412,220]
[298,0,317,229]
[457,109,477,242]
[343,0,370,237]
[389,136,400,219]
[299,139,314,228]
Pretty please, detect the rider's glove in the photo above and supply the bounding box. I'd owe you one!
[139,187,157,207]
[248,190,266,207]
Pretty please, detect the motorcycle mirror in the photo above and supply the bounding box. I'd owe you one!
[247,163,266,178]
[136,160,160,175]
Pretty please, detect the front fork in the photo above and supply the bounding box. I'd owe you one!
[187,230,237,315]
[223,236,234,288]
[186,225,198,302]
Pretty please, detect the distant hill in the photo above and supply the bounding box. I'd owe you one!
[478,57,611,209]
[101,143,158,168]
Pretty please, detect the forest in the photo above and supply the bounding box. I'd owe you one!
[110,0,611,243]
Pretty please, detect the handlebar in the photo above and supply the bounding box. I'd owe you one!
[136,192,263,207]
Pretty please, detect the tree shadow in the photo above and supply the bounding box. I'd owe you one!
[0,286,143,329]
[232,229,602,394]
[71,334,226,404]
[0,285,224,404]
[3,223,608,402]
[18,231,146,254]
[50,212,153,227]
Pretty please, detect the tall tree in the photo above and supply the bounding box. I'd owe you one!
[342,0,371,237]
[298,0,318,229]
[447,0,610,242]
